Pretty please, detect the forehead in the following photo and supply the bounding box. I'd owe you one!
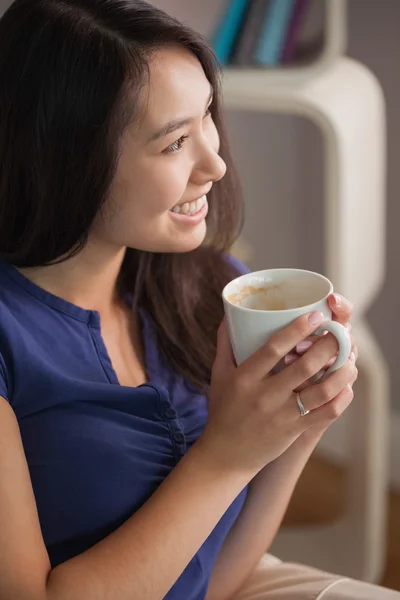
[143,46,212,127]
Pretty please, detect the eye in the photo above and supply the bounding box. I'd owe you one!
[163,135,189,154]
[162,107,212,155]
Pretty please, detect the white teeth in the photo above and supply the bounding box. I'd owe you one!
[181,202,190,215]
[189,200,198,215]
[170,195,206,215]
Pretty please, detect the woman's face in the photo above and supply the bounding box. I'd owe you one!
[91,45,226,254]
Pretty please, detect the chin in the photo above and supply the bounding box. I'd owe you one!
[158,221,207,254]
[169,234,206,254]
[122,218,208,254]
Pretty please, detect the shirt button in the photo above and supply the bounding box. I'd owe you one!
[174,432,185,442]
[165,408,177,419]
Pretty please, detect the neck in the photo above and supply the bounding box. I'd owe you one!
[18,238,127,317]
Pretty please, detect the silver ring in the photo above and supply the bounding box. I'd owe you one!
[296,393,310,417]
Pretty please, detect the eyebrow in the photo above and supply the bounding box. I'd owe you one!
[148,84,214,143]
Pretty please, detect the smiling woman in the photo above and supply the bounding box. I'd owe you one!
[0,2,397,600]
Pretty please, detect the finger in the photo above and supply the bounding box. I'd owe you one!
[343,329,357,361]
[294,358,357,412]
[296,329,337,355]
[328,293,353,324]
[297,325,351,355]
[286,352,336,371]
[240,311,325,380]
[296,329,354,361]
[295,364,334,393]
[349,333,358,361]
[350,368,358,386]
[296,323,352,354]
[306,384,354,426]
[314,350,357,387]
[213,317,236,372]
[277,331,341,390]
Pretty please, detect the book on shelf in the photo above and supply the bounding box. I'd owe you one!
[210,0,320,68]
[254,0,296,66]
[281,0,310,64]
[230,0,269,66]
[211,0,250,65]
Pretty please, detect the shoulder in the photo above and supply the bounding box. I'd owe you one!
[0,264,26,340]
[0,301,13,403]
[223,252,250,277]
[0,263,34,404]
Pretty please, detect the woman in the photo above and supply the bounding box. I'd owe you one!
[0,1,396,599]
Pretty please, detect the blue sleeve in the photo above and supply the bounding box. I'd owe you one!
[224,252,250,276]
[0,351,9,401]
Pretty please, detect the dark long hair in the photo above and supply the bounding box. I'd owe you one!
[0,0,244,391]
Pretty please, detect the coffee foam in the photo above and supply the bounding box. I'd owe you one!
[227,283,302,311]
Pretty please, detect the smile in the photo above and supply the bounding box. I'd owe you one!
[168,195,209,225]
[170,195,207,216]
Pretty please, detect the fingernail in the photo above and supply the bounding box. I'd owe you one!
[350,352,355,362]
[296,341,313,354]
[333,293,342,307]
[285,354,298,365]
[309,311,324,326]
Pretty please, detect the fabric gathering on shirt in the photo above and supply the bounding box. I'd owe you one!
[0,256,249,600]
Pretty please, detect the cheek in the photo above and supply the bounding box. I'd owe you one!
[113,159,189,219]
[149,160,190,211]
[90,163,205,253]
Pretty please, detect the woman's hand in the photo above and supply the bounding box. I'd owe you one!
[279,293,358,443]
[284,293,357,373]
[199,311,357,476]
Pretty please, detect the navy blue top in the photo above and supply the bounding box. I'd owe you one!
[0,257,248,600]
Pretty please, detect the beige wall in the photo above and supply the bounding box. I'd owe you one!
[1,0,400,409]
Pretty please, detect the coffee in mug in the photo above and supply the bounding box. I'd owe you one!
[227,284,306,311]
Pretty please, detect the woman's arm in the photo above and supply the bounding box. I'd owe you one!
[0,396,255,600]
[205,431,322,600]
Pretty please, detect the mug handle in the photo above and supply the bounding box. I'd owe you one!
[313,320,352,377]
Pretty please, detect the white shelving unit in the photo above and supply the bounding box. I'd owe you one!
[224,0,389,585]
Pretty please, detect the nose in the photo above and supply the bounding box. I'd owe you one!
[192,143,227,186]
[210,151,227,183]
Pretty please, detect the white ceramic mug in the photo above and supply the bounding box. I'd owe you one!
[222,268,352,375]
